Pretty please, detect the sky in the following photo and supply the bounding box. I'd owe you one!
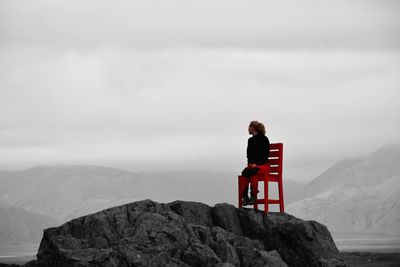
[0,0,399,183]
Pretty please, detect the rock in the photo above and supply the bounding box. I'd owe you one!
[28,199,345,267]
[237,209,345,266]
[212,203,243,235]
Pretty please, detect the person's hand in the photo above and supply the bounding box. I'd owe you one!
[249,164,257,167]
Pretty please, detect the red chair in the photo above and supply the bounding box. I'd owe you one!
[238,143,284,214]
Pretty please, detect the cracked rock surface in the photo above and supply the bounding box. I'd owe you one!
[28,200,346,267]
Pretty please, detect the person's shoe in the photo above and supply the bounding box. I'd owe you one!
[242,194,250,206]
[248,193,257,205]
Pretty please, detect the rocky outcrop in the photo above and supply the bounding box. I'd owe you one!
[27,200,345,267]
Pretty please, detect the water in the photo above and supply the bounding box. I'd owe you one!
[335,237,400,252]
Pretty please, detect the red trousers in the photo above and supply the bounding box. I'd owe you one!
[239,164,270,196]
[239,175,259,195]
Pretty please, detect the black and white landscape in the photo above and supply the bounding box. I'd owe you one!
[0,166,240,255]
[1,0,399,265]
[1,144,399,257]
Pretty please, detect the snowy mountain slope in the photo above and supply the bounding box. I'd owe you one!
[289,158,363,203]
[287,144,400,236]
[283,179,305,205]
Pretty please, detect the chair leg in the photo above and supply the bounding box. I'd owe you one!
[278,179,284,213]
[253,177,259,211]
[264,180,269,214]
[238,176,242,208]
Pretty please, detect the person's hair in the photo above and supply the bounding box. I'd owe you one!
[250,120,266,135]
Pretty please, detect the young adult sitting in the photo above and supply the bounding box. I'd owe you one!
[240,120,270,206]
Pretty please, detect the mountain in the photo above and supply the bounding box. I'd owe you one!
[0,166,240,256]
[286,144,400,237]
[0,165,305,257]
[288,158,363,204]
[281,179,304,205]
[0,204,57,253]
[0,165,301,223]
[0,166,240,222]
[0,165,147,222]
[26,199,345,267]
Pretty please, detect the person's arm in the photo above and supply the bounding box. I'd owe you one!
[247,138,256,167]
[247,138,249,166]
[264,137,270,161]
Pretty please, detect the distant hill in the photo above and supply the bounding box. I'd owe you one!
[0,164,308,256]
[0,165,301,222]
[0,166,243,222]
[287,144,400,236]
[0,165,147,222]
[282,179,305,205]
[288,158,363,203]
[0,204,57,251]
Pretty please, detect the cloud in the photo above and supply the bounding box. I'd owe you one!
[1,1,399,181]
[1,0,399,50]
[1,45,399,180]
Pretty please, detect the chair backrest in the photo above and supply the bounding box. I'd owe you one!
[268,143,283,179]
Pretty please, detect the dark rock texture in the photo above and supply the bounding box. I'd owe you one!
[28,199,346,267]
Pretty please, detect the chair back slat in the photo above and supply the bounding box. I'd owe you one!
[269,166,280,173]
[268,143,283,178]
[269,143,282,150]
[269,150,281,158]
[268,158,280,165]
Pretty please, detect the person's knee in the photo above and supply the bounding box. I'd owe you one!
[242,168,251,177]
[242,168,261,177]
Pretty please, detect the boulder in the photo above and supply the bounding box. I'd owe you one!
[27,199,345,266]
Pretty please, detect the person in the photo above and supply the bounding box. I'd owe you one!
[240,121,270,206]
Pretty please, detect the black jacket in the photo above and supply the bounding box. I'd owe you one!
[247,134,270,166]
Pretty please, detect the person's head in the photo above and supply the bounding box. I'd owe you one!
[248,121,266,136]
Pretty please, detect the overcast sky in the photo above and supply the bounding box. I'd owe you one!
[1,0,399,183]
